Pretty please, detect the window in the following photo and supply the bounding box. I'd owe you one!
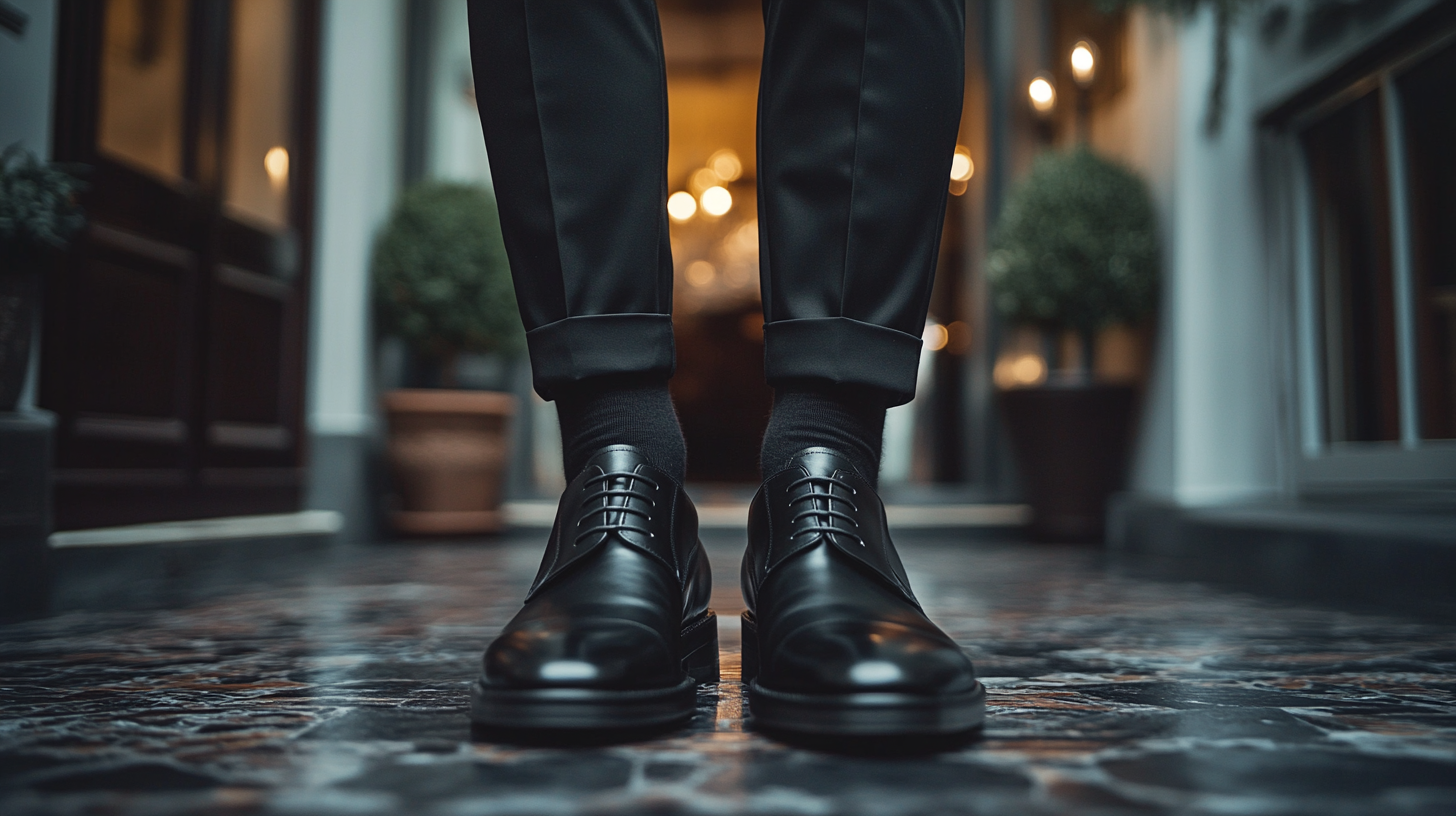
[1397,43,1456,441]
[1298,37,1456,452]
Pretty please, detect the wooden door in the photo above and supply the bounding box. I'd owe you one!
[43,0,320,530]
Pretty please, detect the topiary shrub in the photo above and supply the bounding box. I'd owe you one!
[372,182,524,385]
[988,147,1159,366]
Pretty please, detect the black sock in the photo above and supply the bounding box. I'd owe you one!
[759,380,888,486]
[555,374,687,483]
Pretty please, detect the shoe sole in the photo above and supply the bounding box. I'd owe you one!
[469,610,719,730]
[742,612,986,736]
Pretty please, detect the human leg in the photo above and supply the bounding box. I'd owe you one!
[744,0,984,738]
[465,0,711,731]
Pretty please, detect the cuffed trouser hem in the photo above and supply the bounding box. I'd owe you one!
[526,313,676,401]
[763,317,923,407]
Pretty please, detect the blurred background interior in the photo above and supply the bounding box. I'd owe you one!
[1,0,1454,615]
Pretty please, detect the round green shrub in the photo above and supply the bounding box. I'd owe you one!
[0,144,85,260]
[372,182,523,362]
[988,148,1159,334]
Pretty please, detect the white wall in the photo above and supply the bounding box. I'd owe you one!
[1091,10,1182,498]
[307,0,405,438]
[1115,0,1442,505]
[1093,8,1282,505]
[1164,9,1279,504]
[1,0,58,413]
[0,0,55,155]
[425,0,491,186]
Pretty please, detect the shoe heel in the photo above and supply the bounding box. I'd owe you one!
[741,611,759,684]
[680,610,719,684]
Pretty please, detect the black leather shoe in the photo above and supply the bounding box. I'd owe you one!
[470,445,718,729]
[742,448,985,736]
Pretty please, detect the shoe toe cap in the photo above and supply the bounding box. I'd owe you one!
[766,619,977,695]
[484,617,679,690]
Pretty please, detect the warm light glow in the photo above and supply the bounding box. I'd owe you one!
[685,260,716,287]
[725,260,756,287]
[1071,40,1097,86]
[950,146,974,182]
[946,321,971,354]
[700,185,732,216]
[690,167,721,194]
[668,191,697,221]
[1028,76,1056,114]
[708,149,742,182]
[729,219,759,252]
[923,322,949,352]
[264,146,289,190]
[994,353,1049,389]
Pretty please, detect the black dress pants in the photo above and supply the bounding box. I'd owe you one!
[467,0,965,407]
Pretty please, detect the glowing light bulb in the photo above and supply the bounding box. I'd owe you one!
[264,146,289,190]
[708,149,742,182]
[1071,40,1097,87]
[994,353,1049,389]
[700,186,732,217]
[668,191,697,221]
[923,322,949,352]
[950,146,974,182]
[1028,76,1056,114]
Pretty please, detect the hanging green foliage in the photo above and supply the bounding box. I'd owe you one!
[1092,0,1262,135]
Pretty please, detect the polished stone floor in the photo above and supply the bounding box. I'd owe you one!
[2,530,1455,815]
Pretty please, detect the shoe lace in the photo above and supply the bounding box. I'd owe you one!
[574,469,659,545]
[785,472,864,547]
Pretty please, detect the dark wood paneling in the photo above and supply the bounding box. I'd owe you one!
[44,0,322,530]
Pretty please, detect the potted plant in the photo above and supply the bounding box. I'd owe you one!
[989,147,1159,541]
[372,182,525,535]
[0,145,84,411]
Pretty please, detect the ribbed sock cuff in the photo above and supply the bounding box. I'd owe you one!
[759,379,889,486]
[555,374,687,483]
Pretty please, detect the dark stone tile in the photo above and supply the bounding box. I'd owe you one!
[744,755,1033,794]
[29,762,224,792]
[1100,747,1456,797]
[299,709,470,742]
[0,532,1453,815]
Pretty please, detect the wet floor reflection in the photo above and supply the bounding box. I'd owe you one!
[1,531,1454,814]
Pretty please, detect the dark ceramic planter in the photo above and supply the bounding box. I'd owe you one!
[0,261,39,412]
[998,383,1138,542]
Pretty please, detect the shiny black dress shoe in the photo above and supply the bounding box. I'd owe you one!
[470,445,718,729]
[741,448,985,736]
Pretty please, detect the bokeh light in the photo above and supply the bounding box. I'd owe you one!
[1071,40,1097,86]
[685,260,716,287]
[700,185,732,216]
[668,191,697,221]
[708,148,742,182]
[1028,76,1056,114]
[923,322,949,352]
[950,146,974,181]
[264,146,289,190]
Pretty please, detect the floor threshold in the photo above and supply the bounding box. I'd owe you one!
[503,500,1030,529]
[48,510,344,549]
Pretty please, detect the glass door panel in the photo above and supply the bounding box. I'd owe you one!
[97,0,190,183]
[1302,92,1402,444]
[224,0,297,230]
[1397,42,1456,440]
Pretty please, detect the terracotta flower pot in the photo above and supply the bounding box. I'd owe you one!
[383,389,516,535]
[998,383,1138,542]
